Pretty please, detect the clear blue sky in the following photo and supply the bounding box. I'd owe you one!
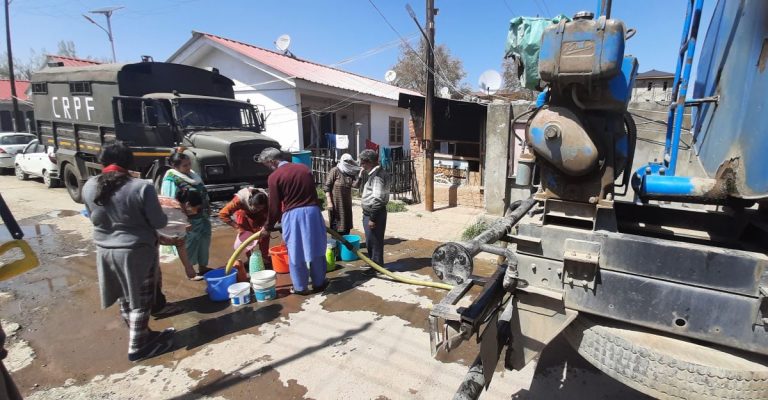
[8,0,713,88]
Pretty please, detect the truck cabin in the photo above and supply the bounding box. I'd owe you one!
[117,93,265,146]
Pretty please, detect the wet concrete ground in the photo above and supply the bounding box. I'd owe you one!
[0,175,651,399]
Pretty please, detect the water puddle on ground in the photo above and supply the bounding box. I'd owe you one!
[45,210,80,218]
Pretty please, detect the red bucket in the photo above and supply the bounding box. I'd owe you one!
[268,244,290,274]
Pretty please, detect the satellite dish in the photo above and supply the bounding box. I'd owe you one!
[384,70,397,83]
[439,87,450,98]
[275,34,292,53]
[478,69,502,95]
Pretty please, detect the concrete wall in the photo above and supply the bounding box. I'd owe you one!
[189,48,303,151]
[632,78,673,103]
[370,102,411,151]
[484,103,512,215]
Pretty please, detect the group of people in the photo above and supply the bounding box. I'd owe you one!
[83,142,390,361]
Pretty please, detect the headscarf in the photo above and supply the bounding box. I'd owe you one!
[337,153,361,176]
[235,187,268,212]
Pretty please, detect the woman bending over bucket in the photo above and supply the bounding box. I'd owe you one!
[219,187,271,271]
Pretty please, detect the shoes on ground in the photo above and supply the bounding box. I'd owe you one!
[313,282,329,293]
[289,287,312,296]
[151,303,183,318]
[128,327,175,362]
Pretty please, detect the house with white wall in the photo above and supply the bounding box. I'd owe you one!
[168,31,419,154]
[631,69,675,103]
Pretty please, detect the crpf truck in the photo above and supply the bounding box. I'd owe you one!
[30,61,279,203]
[429,1,768,399]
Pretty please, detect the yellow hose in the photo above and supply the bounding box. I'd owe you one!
[224,227,453,291]
[326,228,453,291]
[224,228,265,275]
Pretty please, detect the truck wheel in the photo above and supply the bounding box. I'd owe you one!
[63,164,84,203]
[563,315,768,399]
[15,164,28,181]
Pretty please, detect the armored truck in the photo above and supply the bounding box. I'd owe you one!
[30,61,279,202]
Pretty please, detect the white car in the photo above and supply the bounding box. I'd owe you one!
[14,139,60,188]
[0,132,36,172]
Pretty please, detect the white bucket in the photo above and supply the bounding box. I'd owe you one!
[227,282,252,306]
[251,270,277,302]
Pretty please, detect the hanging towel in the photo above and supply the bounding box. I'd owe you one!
[336,134,349,150]
[365,139,379,152]
[325,133,336,150]
[380,147,392,169]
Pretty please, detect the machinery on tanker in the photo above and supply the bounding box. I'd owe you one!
[428,1,768,398]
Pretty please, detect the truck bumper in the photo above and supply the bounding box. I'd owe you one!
[205,182,256,198]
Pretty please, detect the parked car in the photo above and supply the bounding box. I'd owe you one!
[0,132,36,172]
[14,139,59,188]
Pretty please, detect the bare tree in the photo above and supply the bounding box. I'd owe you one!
[0,40,102,80]
[501,58,536,100]
[391,39,471,98]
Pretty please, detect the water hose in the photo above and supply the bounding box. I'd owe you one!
[326,228,453,290]
[224,227,453,291]
[224,228,265,275]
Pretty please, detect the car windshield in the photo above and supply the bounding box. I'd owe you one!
[174,99,262,131]
[0,135,34,145]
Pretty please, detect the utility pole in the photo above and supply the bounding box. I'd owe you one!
[424,0,436,212]
[406,0,436,211]
[4,0,23,132]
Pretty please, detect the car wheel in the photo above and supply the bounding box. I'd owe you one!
[43,170,59,188]
[63,164,83,203]
[15,164,28,181]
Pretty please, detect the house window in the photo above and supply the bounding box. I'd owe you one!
[663,81,669,91]
[69,81,92,95]
[389,116,404,145]
[647,82,653,91]
[31,82,47,94]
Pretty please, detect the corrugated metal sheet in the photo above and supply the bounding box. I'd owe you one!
[45,55,102,67]
[199,32,421,101]
[0,80,30,101]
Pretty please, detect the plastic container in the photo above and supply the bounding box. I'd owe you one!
[326,238,337,271]
[269,244,290,274]
[204,268,238,302]
[340,234,361,261]
[249,251,265,274]
[251,270,277,302]
[227,282,253,306]
[291,150,312,169]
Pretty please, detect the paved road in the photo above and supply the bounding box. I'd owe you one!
[0,174,651,399]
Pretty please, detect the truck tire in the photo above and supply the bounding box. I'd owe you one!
[63,163,83,203]
[563,315,768,399]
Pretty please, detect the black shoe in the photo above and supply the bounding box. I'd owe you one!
[289,287,312,296]
[151,303,183,318]
[313,281,329,293]
[362,267,377,276]
[128,328,175,362]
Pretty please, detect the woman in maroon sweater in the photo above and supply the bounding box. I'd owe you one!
[259,148,327,295]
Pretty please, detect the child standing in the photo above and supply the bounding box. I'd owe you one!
[175,189,212,280]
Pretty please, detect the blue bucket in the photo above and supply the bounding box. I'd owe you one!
[291,151,312,168]
[254,287,277,302]
[204,268,238,302]
[340,234,361,261]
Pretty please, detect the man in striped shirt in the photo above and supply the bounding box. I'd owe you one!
[358,149,390,268]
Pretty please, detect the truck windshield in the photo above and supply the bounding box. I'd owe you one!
[174,99,262,131]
